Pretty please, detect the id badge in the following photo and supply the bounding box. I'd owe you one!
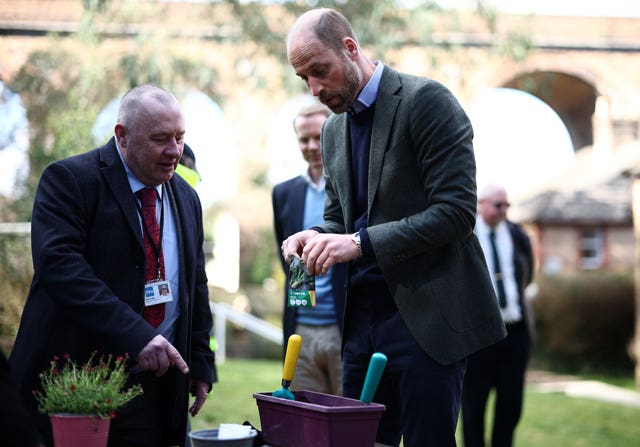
[144,280,174,307]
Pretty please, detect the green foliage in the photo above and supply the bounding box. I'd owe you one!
[117,42,218,97]
[0,235,32,340]
[82,0,109,14]
[532,272,635,374]
[34,352,143,418]
[5,7,220,220]
[246,228,278,285]
[288,257,314,290]
[498,31,534,62]
[227,0,437,61]
[225,0,532,65]
[8,46,106,220]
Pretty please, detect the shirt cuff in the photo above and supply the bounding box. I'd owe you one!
[358,227,374,258]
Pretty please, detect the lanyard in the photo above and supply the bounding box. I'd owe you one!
[135,189,165,280]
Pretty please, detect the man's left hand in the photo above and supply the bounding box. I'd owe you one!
[189,380,210,416]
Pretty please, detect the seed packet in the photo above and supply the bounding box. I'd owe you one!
[287,256,316,307]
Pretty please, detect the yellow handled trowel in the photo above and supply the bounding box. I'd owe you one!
[272,334,302,400]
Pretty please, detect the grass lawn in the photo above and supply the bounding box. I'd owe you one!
[190,358,280,431]
[190,358,640,446]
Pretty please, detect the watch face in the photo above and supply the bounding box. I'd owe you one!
[352,232,362,256]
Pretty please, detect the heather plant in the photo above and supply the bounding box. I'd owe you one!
[34,352,143,419]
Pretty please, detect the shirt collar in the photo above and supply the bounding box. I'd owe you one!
[303,171,326,192]
[350,61,384,114]
[476,216,506,237]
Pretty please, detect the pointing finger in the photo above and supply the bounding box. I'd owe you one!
[167,344,189,374]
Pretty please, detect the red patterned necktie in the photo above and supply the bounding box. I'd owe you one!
[137,187,165,327]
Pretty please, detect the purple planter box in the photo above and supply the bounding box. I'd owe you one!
[253,390,385,447]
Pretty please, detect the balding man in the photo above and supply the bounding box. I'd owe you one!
[462,183,534,447]
[10,85,216,447]
[281,9,505,447]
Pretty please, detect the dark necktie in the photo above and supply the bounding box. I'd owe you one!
[137,187,165,327]
[489,230,507,308]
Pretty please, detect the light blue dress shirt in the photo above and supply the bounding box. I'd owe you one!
[116,144,180,343]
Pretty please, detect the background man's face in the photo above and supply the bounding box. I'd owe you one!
[294,112,327,171]
[478,189,510,227]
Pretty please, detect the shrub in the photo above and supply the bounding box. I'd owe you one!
[532,271,635,374]
[0,234,32,346]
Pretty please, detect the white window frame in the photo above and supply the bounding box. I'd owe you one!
[579,227,604,270]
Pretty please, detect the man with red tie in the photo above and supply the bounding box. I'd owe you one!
[9,85,216,447]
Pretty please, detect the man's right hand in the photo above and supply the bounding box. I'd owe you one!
[136,335,189,377]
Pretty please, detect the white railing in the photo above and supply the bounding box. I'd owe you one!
[209,301,282,363]
[0,222,31,234]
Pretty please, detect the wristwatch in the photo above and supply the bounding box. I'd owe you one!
[351,231,362,257]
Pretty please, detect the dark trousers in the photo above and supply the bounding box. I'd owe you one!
[342,291,466,447]
[108,372,179,447]
[461,322,531,447]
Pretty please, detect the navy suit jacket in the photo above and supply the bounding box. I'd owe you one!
[272,175,347,354]
[507,220,535,330]
[319,65,506,365]
[9,137,215,443]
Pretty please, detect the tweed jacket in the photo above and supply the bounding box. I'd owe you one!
[318,65,506,364]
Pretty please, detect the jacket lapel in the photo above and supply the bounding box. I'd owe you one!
[332,113,356,229]
[166,179,191,333]
[368,67,401,213]
[99,138,144,249]
[291,177,307,232]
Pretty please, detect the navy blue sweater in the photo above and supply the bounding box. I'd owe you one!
[347,104,390,297]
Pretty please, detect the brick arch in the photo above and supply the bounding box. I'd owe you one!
[467,59,604,153]
[501,71,597,151]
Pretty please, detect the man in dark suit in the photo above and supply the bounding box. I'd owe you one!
[282,8,505,447]
[9,85,216,447]
[462,183,534,447]
[272,102,346,395]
